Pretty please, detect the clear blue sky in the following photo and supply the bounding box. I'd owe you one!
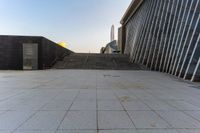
[0,0,131,53]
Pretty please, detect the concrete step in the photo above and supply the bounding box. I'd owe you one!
[52,53,145,70]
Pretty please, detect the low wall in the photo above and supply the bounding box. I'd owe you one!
[0,35,73,70]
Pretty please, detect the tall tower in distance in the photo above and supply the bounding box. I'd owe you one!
[110,25,115,42]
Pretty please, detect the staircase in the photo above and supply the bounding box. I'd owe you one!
[53,53,144,70]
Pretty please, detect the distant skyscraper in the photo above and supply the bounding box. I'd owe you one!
[110,25,115,42]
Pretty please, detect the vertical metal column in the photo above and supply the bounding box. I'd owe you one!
[146,0,164,68]
[150,0,169,70]
[179,8,200,78]
[135,0,154,63]
[168,0,185,74]
[154,0,171,70]
[173,0,193,75]
[164,0,180,72]
[131,1,150,62]
[176,0,199,77]
[158,0,175,71]
[142,0,161,65]
[138,0,158,63]
[184,35,200,79]
[191,57,200,82]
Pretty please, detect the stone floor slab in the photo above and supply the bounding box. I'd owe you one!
[121,100,151,111]
[128,111,171,129]
[70,100,96,111]
[56,130,97,133]
[41,100,72,111]
[1,70,200,132]
[98,111,135,129]
[156,111,200,128]
[19,111,66,130]
[177,129,200,133]
[14,130,55,133]
[184,111,200,121]
[98,101,124,111]
[166,100,200,111]
[138,129,179,133]
[99,129,138,133]
[0,111,35,131]
[142,100,176,111]
[59,111,97,130]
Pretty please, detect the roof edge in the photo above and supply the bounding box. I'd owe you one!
[120,0,144,25]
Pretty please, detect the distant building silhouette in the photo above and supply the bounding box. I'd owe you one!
[110,25,115,42]
[101,25,119,54]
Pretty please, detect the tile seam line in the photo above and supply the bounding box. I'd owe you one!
[127,88,176,130]
[55,90,81,133]
[96,70,99,133]
[113,92,138,130]
[143,87,200,128]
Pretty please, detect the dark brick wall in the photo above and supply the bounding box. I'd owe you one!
[0,35,73,70]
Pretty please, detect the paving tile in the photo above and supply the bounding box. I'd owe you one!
[166,100,200,110]
[11,102,47,111]
[177,129,200,133]
[56,130,97,133]
[54,92,78,101]
[156,111,200,128]
[99,129,138,133]
[19,111,66,130]
[97,92,118,101]
[0,111,6,115]
[184,111,200,121]
[0,131,11,133]
[98,111,135,129]
[121,100,151,111]
[128,111,171,128]
[130,91,156,100]
[75,92,96,101]
[138,129,179,133]
[59,111,97,130]
[0,111,35,130]
[143,100,176,110]
[70,100,96,110]
[14,130,55,133]
[0,101,10,110]
[187,99,200,107]
[41,100,72,111]
[98,101,124,111]
[0,99,47,111]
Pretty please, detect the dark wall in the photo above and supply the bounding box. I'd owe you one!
[0,36,41,70]
[0,35,73,70]
[40,38,73,69]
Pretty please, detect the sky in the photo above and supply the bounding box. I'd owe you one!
[0,0,131,53]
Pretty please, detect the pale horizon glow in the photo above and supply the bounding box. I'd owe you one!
[0,0,132,53]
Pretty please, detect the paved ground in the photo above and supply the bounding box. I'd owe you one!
[0,70,200,133]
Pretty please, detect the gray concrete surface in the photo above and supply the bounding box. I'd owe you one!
[53,53,144,70]
[0,70,200,133]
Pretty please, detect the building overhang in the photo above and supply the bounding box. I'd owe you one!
[120,0,144,25]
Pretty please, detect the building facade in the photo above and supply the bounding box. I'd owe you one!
[120,0,200,81]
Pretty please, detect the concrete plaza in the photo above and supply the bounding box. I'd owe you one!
[0,70,200,133]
